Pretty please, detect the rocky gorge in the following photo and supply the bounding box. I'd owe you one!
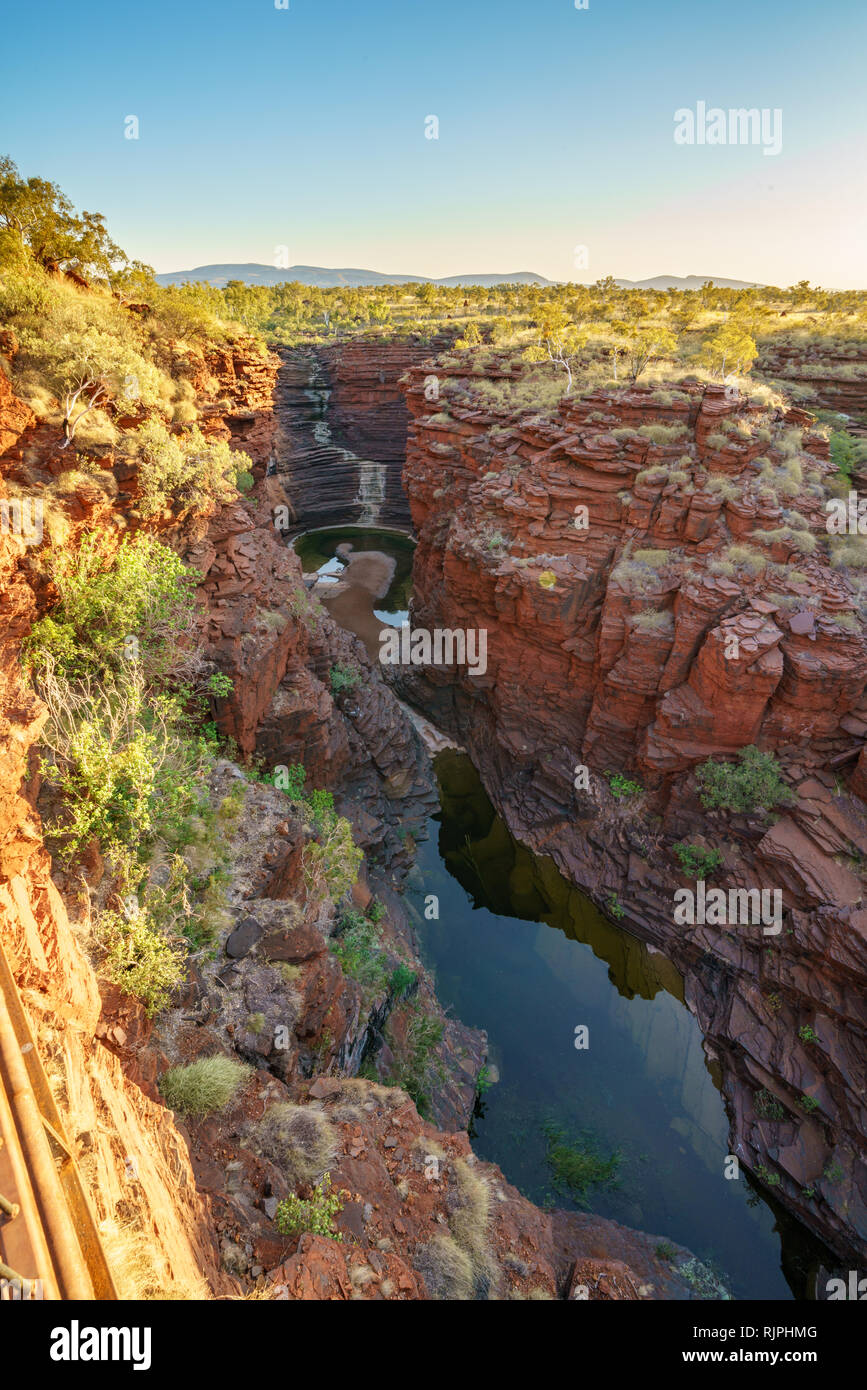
[1,325,738,1302]
[394,358,867,1267]
[1,313,866,1302]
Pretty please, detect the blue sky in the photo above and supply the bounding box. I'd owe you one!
[3,0,865,284]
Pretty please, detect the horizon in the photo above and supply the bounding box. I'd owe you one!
[152,262,760,286]
[3,0,866,287]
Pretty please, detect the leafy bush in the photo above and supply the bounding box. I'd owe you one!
[830,430,867,480]
[389,963,417,995]
[26,532,217,890]
[754,1088,785,1120]
[275,1174,348,1241]
[695,746,795,814]
[160,1055,249,1116]
[303,809,363,901]
[388,1010,445,1119]
[26,531,199,684]
[330,909,388,992]
[673,843,724,878]
[329,662,361,694]
[97,904,187,1016]
[607,771,643,799]
[125,419,253,518]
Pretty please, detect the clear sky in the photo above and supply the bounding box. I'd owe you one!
[2,0,865,285]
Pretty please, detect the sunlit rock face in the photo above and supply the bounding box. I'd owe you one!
[395,361,867,1264]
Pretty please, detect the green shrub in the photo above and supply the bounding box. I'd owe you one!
[160,1055,249,1117]
[754,1088,785,1120]
[607,771,643,799]
[275,1174,347,1241]
[97,904,187,1016]
[303,810,363,901]
[26,531,198,684]
[829,430,867,480]
[389,963,417,996]
[695,746,795,814]
[673,843,724,878]
[125,419,253,519]
[329,662,361,694]
[330,909,388,992]
[388,1010,445,1119]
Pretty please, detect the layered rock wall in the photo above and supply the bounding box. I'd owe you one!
[397,363,867,1262]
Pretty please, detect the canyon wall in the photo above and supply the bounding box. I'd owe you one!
[397,362,867,1264]
[757,339,867,430]
[0,329,714,1300]
[271,339,445,533]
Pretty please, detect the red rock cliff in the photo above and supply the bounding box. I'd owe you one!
[398,362,867,1263]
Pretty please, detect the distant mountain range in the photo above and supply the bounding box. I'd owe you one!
[155,264,554,289]
[155,264,760,292]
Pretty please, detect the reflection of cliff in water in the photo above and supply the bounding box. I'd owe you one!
[434,748,684,1006]
[413,749,835,1300]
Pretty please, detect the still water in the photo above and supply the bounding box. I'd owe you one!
[411,750,829,1300]
[293,526,414,627]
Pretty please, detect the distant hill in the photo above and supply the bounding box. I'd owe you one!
[155,264,761,293]
[155,264,554,289]
[612,275,760,291]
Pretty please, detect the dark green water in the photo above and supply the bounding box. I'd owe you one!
[409,750,831,1301]
[293,526,414,626]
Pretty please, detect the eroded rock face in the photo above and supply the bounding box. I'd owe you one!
[1,335,710,1301]
[271,340,448,532]
[397,365,867,1263]
[757,339,867,427]
[0,526,232,1298]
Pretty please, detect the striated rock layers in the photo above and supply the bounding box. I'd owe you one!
[757,339,867,431]
[397,363,867,1264]
[271,339,448,533]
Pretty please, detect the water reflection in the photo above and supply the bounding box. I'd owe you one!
[413,749,829,1300]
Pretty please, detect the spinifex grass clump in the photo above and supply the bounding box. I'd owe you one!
[542,1122,621,1206]
[160,1056,250,1117]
